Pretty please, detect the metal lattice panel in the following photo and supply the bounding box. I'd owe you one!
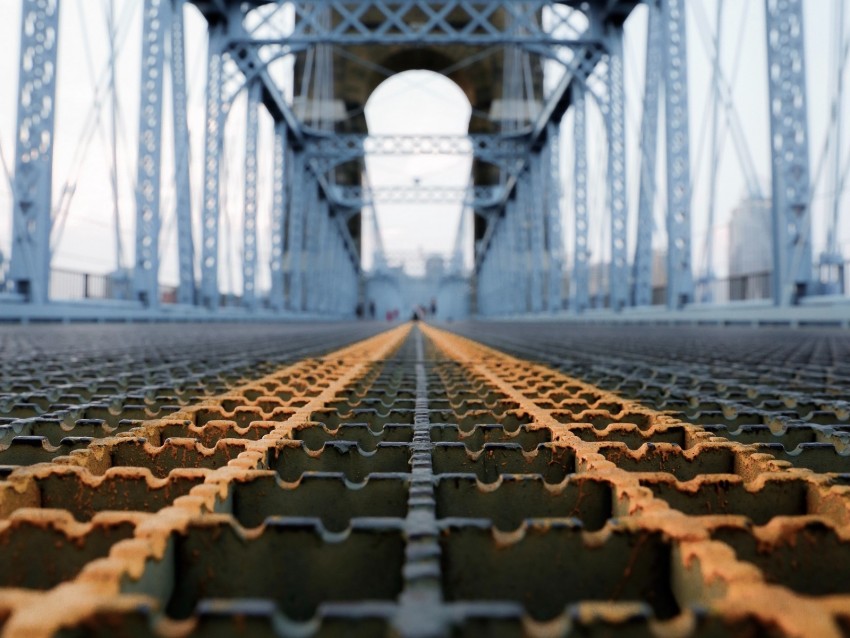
[248,0,600,48]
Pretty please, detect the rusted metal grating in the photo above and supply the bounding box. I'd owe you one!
[1,322,849,636]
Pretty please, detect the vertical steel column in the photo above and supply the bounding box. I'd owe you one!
[309,197,323,313]
[269,121,288,310]
[303,185,319,312]
[633,0,661,306]
[132,0,168,307]
[662,0,694,309]
[528,153,546,313]
[497,218,508,315]
[9,0,61,303]
[287,153,306,311]
[242,81,261,310]
[510,191,527,313]
[606,26,628,311]
[327,218,340,314]
[572,81,589,313]
[200,23,225,308]
[170,0,195,305]
[318,202,332,313]
[765,0,812,305]
[545,122,564,313]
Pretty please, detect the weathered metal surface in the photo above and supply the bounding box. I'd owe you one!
[0,321,849,636]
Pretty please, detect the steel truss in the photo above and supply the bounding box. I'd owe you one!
[304,133,530,172]
[11,0,819,320]
[239,0,598,49]
[9,0,61,304]
[330,185,502,210]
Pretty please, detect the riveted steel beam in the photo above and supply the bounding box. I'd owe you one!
[662,0,694,309]
[765,0,812,305]
[633,0,661,307]
[571,80,589,313]
[241,80,261,310]
[132,0,169,308]
[9,0,61,304]
[200,23,227,308]
[171,0,197,306]
[269,121,288,310]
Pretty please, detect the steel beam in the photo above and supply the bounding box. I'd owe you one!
[305,133,530,171]
[633,0,661,307]
[287,152,306,311]
[329,185,502,210]
[528,155,546,313]
[9,0,61,304]
[269,121,288,310]
[545,122,563,313]
[240,0,601,48]
[200,23,226,308]
[303,183,319,313]
[170,0,196,305]
[133,0,169,307]
[662,0,693,309]
[765,0,812,305]
[606,25,628,311]
[571,81,589,313]
[242,80,261,310]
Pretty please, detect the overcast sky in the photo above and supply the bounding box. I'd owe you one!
[0,0,847,290]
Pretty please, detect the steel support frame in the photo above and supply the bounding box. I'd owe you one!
[9,0,61,304]
[241,80,261,310]
[132,0,169,307]
[170,0,196,305]
[269,121,289,310]
[330,185,502,210]
[305,133,531,170]
[605,25,628,311]
[765,0,812,305]
[303,184,320,313]
[571,80,590,313]
[287,152,307,311]
[200,23,226,308]
[662,0,694,309]
[242,0,598,49]
[545,121,563,313]
[512,183,525,315]
[633,0,661,307]
[528,153,546,313]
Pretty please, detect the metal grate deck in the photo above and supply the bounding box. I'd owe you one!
[1,322,849,636]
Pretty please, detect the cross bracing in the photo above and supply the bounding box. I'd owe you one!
[1,0,844,323]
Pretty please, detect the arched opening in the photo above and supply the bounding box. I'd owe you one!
[361,70,473,320]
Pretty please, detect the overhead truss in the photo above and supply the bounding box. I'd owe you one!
[240,0,598,49]
[305,133,531,177]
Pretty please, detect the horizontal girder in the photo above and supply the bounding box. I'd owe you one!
[238,0,600,48]
[330,185,501,212]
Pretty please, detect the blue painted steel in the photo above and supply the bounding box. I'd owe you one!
[170,0,197,305]
[9,0,61,304]
[133,0,168,307]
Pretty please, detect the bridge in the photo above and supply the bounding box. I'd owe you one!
[2,0,844,324]
[2,1,850,636]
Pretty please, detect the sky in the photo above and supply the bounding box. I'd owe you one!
[0,0,847,291]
